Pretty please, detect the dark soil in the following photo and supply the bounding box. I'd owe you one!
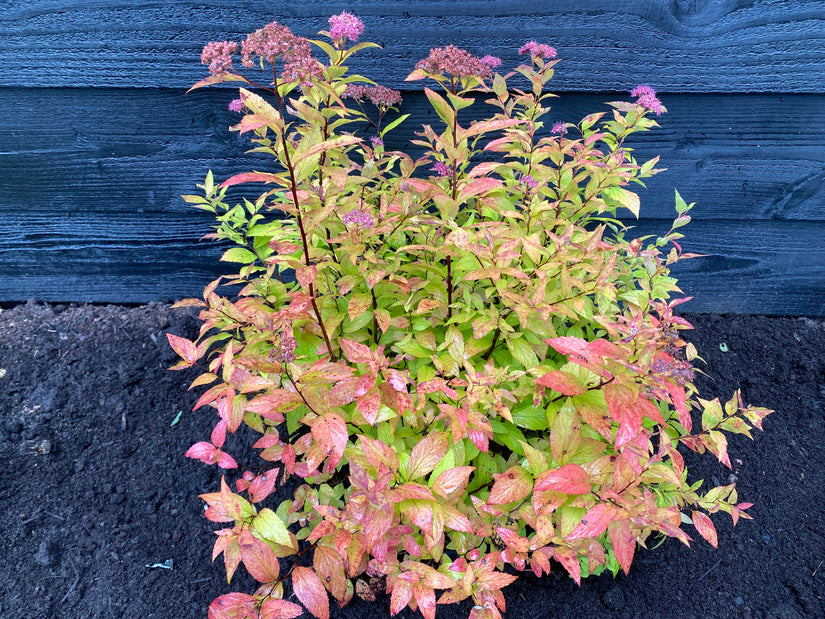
[0,301,823,618]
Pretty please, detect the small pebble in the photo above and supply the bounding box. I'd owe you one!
[761,532,771,544]
[602,586,625,611]
[734,596,744,606]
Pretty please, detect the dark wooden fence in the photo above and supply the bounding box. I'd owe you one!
[2,1,823,315]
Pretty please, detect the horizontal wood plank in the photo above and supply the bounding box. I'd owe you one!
[1,213,823,316]
[1,0,824,91]
[2,89,823,222]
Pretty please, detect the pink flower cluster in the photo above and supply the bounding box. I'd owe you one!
[650,354,694,386]
[241,21,322,84]
[343,84,403,108]
[518,41,557,60]
[329,11,365,43]
[519,173,538,189]
[551,121,567,135]
[277,334,297,363]
[228,98,244,113]
[431,161,451,177]
[341,209,376,228]
[631,85,665,115]
[416,45,494,79]
[201,41,238,75]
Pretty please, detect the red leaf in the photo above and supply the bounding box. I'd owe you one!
[536,370,588,395]
[608,519,636,575]
[216,451,238,469]
[487,466,533,505]
[167,333,200,365]
[691,511,718,548]
[567,503,620,540]
[413,583,437,619]
[552,547,581,586]
[390,579,413,616]
[432,466,475,498]
[245,390,303,419]
[339,338,373,364]
[211,420,227,448]
[667,381,692,432]
[406,432,450,480]
[292,566,330,619]
[208,592,258,619]
[185,441,219,465]
[296,264,317,289]
[311,413,348,471]
[534,464,591,495]
[259,598,304,619]
[247,470,278,503]
[604,382,643,448]
[220,172,282,188]
[356,387,381,425]
[392,483,435,502]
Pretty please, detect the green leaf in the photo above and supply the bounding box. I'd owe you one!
[551,399,582,465]
[253,508,293,547]
[221,248,257,264]
[511,405,548,431]
[380,113,410,137]
[424,87,455,126]
[490,419,527,456]
[506,336,538,369]
[518,440,549,475]
[602,186,641,218]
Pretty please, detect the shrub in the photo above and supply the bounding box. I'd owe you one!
[170,13,772,619]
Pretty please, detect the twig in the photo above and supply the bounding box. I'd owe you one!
[20,508,42,525]
[697,558,723,582]
[813,560,823,577]
[60,557,81,604]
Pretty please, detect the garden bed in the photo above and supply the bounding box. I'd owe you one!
[0,301,822,618]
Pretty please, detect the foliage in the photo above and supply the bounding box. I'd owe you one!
[170,14,772,619]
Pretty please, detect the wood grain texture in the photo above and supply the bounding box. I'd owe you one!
[2,89,823,221]
[1,215,822,315]
[2,0,824,91]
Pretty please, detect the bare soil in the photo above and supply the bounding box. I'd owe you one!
[0,301,823,618]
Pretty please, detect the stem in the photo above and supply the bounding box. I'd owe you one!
[371,289,379,345]
[446,257,453,320]
[279,127,337,362]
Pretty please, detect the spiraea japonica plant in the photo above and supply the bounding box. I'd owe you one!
[170,12,772,619]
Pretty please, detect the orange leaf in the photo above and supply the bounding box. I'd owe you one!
[238,534,280,583]
[208,592,257,619]
[313,545,348,602]
[259,598,304,618]
[534,464,591,495]
[292,566,330,619]
[535,370,587,395]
